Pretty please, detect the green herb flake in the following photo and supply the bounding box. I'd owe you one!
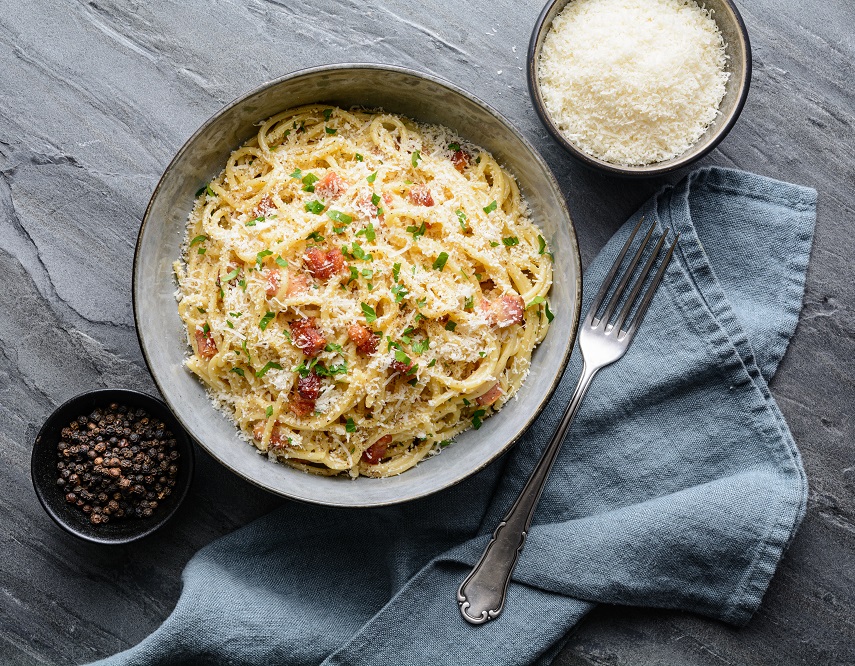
[196,307,206,314]
[258,311,276,330]
[432,252,449,271]
[502,236,519,247]
[206,185,216,197]
[275,256,288,267]
[223,268,240,281]
[307,231,325,243]
[527,295,546,309]
[416,297,427,309]
[394,349,411,366]
[545,301,554,323]
[256,361,282,378]
[229,311,242,318]
[197,247,206,255]
[407,378,418,387]
[406,221,426,241]
[230,367,245,377]
[448,142,461,151]
[391,283,408,303]
[483,200,498,214]
[301,173,319,192]
[327,210,353,225]
[239,278,247,292]
[325,342,343,353]
[245,219,257,227]
[462,398,471,406]
[265,405,274,418]
[350,241,372,261]
[464,296,474,310]
[305,201,325,215]
[411,150,421,168]
[202,322,210,335]
[427,358,436,367]
[367,171,377,183]
[393,262,401,282]
[323,108,333,121]
[355,153,363,162]
[325,127,337,135]
[348,266,359,284]
[412,337,430,354]
[290,168,303,179]
[361,302,377,323]
[241,338,250,363]
[439,438,452,448]
[537,235,547,255]
[189,235,208,247]
[195,186,207,197]
[345,417,356,433]
[456,210,468,230]
[444,321,457,332]
[355,222,376,242]
[226,320,234,329]
[256,249,273,267]
[490,241,500,248]
[472,409,487,430]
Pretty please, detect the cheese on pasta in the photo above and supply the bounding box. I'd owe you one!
[174,105,553,478]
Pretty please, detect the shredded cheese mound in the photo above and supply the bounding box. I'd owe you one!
[538,0,729,166]
[175,105,554,478]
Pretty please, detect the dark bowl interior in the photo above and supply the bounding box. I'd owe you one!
[527,0,752,177]
[31,389,194,544]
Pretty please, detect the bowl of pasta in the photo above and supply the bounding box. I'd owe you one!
[135,64,582,506]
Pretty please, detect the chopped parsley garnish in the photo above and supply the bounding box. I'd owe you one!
[256,361,282,378]
[258,311,276,330]
[462,398,471,406]
[416,297,427,308]
[367,171,377,183]
[246,218,257,227]
[527,296,545,309]
[290,168,303,179]
[265,405,274,418]
[432,252,449,271]
[195,186,207,197]
[229,311,242,317]
[490,241,500,247]
[241,338,250,363]
[307,230,325,242]
[479,351,486,357]
[456,210,467,230]
[305,201,325,215]
[345,417,356,433]
[347,266,359,284]
[412,337,430,354]
[327,210,352,225]
[439,439,452,448]
[355,222,375,242]
[275,256,288,267]
[411,150,421,167]
[301,173,319,192]
[361,268,373,279]
[393,262,401,282]
[472,409,487,430]
[226,320,234,329]
[349,241,372,261]
[483,200,498,214]
[196,307,206,314]
[401,327,414,344]
[323,108,333,121]
[325,127,337,135]
[189,235,207,247]
[537,235,547,255]
[197,248,206,255]
[427,358,436,367]
[202,322,210,335]
[315,361,348,377]
[256,249,273,267]
[406,221,426,241]
[206,185,216,197]
[444,321,457,332]
[361,302,377,323]
[223,268,240,281]
[448,142,460,151]
[545,302,554,323]
[325,342,343,353]
[238,278,247,292]
[464,296,474,310]
[502,236,519,247]
[355,153,363,162]
[394,349,411,365]
[391,283,408,303]
[230,367,245,377]
[407,378,418,386]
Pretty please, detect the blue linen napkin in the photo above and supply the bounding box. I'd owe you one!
[93,167,817,666]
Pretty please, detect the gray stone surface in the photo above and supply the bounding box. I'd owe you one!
[0,0,851,663]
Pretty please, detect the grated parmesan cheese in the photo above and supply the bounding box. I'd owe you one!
[538,0,729,166]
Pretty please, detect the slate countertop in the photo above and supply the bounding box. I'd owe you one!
[1,1,853,664]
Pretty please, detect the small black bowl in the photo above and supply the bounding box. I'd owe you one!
[31,389,194,544]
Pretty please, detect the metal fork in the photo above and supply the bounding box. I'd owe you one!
[457,217,678,625]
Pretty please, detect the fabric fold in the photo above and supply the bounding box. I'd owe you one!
[92,167,816,666]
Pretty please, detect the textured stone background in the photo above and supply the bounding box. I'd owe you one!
[0,0,852,664]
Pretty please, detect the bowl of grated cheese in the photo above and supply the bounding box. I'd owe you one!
[528,0,751,176]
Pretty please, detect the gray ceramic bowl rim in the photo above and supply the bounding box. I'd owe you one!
[31,388,195,544]
[133,63,582,507]
[527,0,752,177]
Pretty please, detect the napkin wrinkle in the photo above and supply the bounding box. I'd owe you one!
[89,168,816,666]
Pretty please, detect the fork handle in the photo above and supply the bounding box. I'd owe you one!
[457,362,598,624]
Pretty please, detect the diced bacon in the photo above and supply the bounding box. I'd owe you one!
[286,271,311,296]
[194,328,217,360]
[362,435,392,465]
[252,194,276,218]
[451,149,471,172]
[390,358,413,375]
[290,318,327,357]
[253,422,291,449]
[481,293,525,328]
[297,372,322,401]
[348,324,379,355]
[304,246,347,280]
[476,383,503,407]
[265,268,281,299]
[289,395,316,417]
[314,171,347,199]
[407,185,434,207]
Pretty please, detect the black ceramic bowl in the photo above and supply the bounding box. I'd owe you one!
[31,389,194,544]
[527,0,752,177]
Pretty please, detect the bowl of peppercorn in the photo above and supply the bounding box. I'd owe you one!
[31,389,194,544]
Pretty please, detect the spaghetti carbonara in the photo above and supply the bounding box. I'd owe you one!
[175,105,553,478]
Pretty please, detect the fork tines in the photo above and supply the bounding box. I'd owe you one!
[587,217,678,340]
